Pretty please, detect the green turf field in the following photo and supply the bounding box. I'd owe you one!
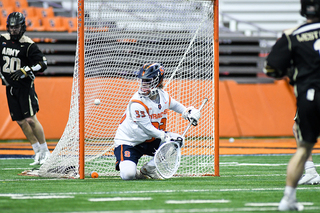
[1,155,320,213]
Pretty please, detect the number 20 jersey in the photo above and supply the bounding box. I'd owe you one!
[0,33,46,88]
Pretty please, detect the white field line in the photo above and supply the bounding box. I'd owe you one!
[0,174,288,182]
[166,199,230,204]
[245,202,314,207]
[89,197,152,202]
[54,206,320,213]
[2,168,35,170]
[3,162,314,171]
[0,187,319,197]
[11,195,74,199]
[220,162,287,166]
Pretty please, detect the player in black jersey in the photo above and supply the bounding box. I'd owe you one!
[264,0,320,211]
[0,12,50,166]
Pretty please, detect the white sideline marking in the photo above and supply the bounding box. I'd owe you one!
[245,202,314,207]
[166,199,230,204]
[0,187,319,197]
[11,195,74,199]
[1,168,31,170]
[0,194,24,197]
[0,193,74,199]
[89,197,152,202]
[220,162,288,166]
[59,206,320,213]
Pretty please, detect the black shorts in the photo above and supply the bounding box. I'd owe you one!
[114,139,161,171]
[296,88,320,143]
[6,85,39,121]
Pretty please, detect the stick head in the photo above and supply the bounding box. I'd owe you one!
[154,141,181,179]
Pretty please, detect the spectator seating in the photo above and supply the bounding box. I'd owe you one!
[35,6,54,19]
[0,1,77,33]
[0,0,14,8]
[14,0,28,9]
[0,6,14,19]
[62,17,77,33]
[25,16,45,31]
[16,6,36,18]
[42,16,67,32]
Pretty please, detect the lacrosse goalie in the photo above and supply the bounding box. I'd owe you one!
[113,63,200,180]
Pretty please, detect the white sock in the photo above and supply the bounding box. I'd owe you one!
[31,142,40,153]
[305,161,317,175]
[40,142,49,152]
[284,186,296,200]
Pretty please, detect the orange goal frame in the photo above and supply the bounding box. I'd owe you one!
[77,0,219,179]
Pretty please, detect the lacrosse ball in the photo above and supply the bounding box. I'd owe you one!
[90,171,99,178]
[229,137,234,143]
[94,99,100,105]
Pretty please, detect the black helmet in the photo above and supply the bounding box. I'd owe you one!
[300,0,320,18]
[6,12,26,41]
[137,63,165,97]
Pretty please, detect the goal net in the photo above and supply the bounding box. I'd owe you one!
[39,0,219,178]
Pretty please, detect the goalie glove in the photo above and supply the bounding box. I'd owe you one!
[182,106,201,126]
[160,131,185,147]
[10,66,35,81]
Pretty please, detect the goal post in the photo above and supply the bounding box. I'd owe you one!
[39,0,219,179]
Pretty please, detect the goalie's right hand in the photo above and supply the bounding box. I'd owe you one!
[160,131,185,147]
[182,106,201,126]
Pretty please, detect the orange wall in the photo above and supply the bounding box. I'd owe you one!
[0,77,296,140]
[219,80,296,137]
[0,77,72,140]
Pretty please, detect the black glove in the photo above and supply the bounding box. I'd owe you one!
[263,64,285,79]
[10,67,35,81]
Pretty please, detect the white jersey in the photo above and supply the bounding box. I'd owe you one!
[114,89,186,147]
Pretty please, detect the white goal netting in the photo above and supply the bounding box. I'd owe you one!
[39,0,217,178]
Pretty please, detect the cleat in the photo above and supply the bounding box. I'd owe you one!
[140,164,163,179]
[278,196,304,211]
[135,169,148,180]
[39,151,50,165]
[30,152,41,165]
[298,173,320,185]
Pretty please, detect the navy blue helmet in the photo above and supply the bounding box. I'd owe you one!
[137,63,165,96]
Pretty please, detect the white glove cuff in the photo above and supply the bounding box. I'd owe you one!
[160,131,167,143]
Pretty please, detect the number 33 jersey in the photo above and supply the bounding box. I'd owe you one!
[114,89,186,147]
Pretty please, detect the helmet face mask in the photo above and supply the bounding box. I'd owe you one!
[137,63,165,97]
[6,12,26,41]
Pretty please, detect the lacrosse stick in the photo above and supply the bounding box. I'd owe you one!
[0,72,10,86]
[154,98,208,179]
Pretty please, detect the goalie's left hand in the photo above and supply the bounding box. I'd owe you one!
[182,106,201,126]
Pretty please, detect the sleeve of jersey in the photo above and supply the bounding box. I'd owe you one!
[264,34,292,78]
[129,102,163,139]
[169,98,186,114]
[27,43,48,73]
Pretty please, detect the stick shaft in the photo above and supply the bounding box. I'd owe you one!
[181,98,208,137]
